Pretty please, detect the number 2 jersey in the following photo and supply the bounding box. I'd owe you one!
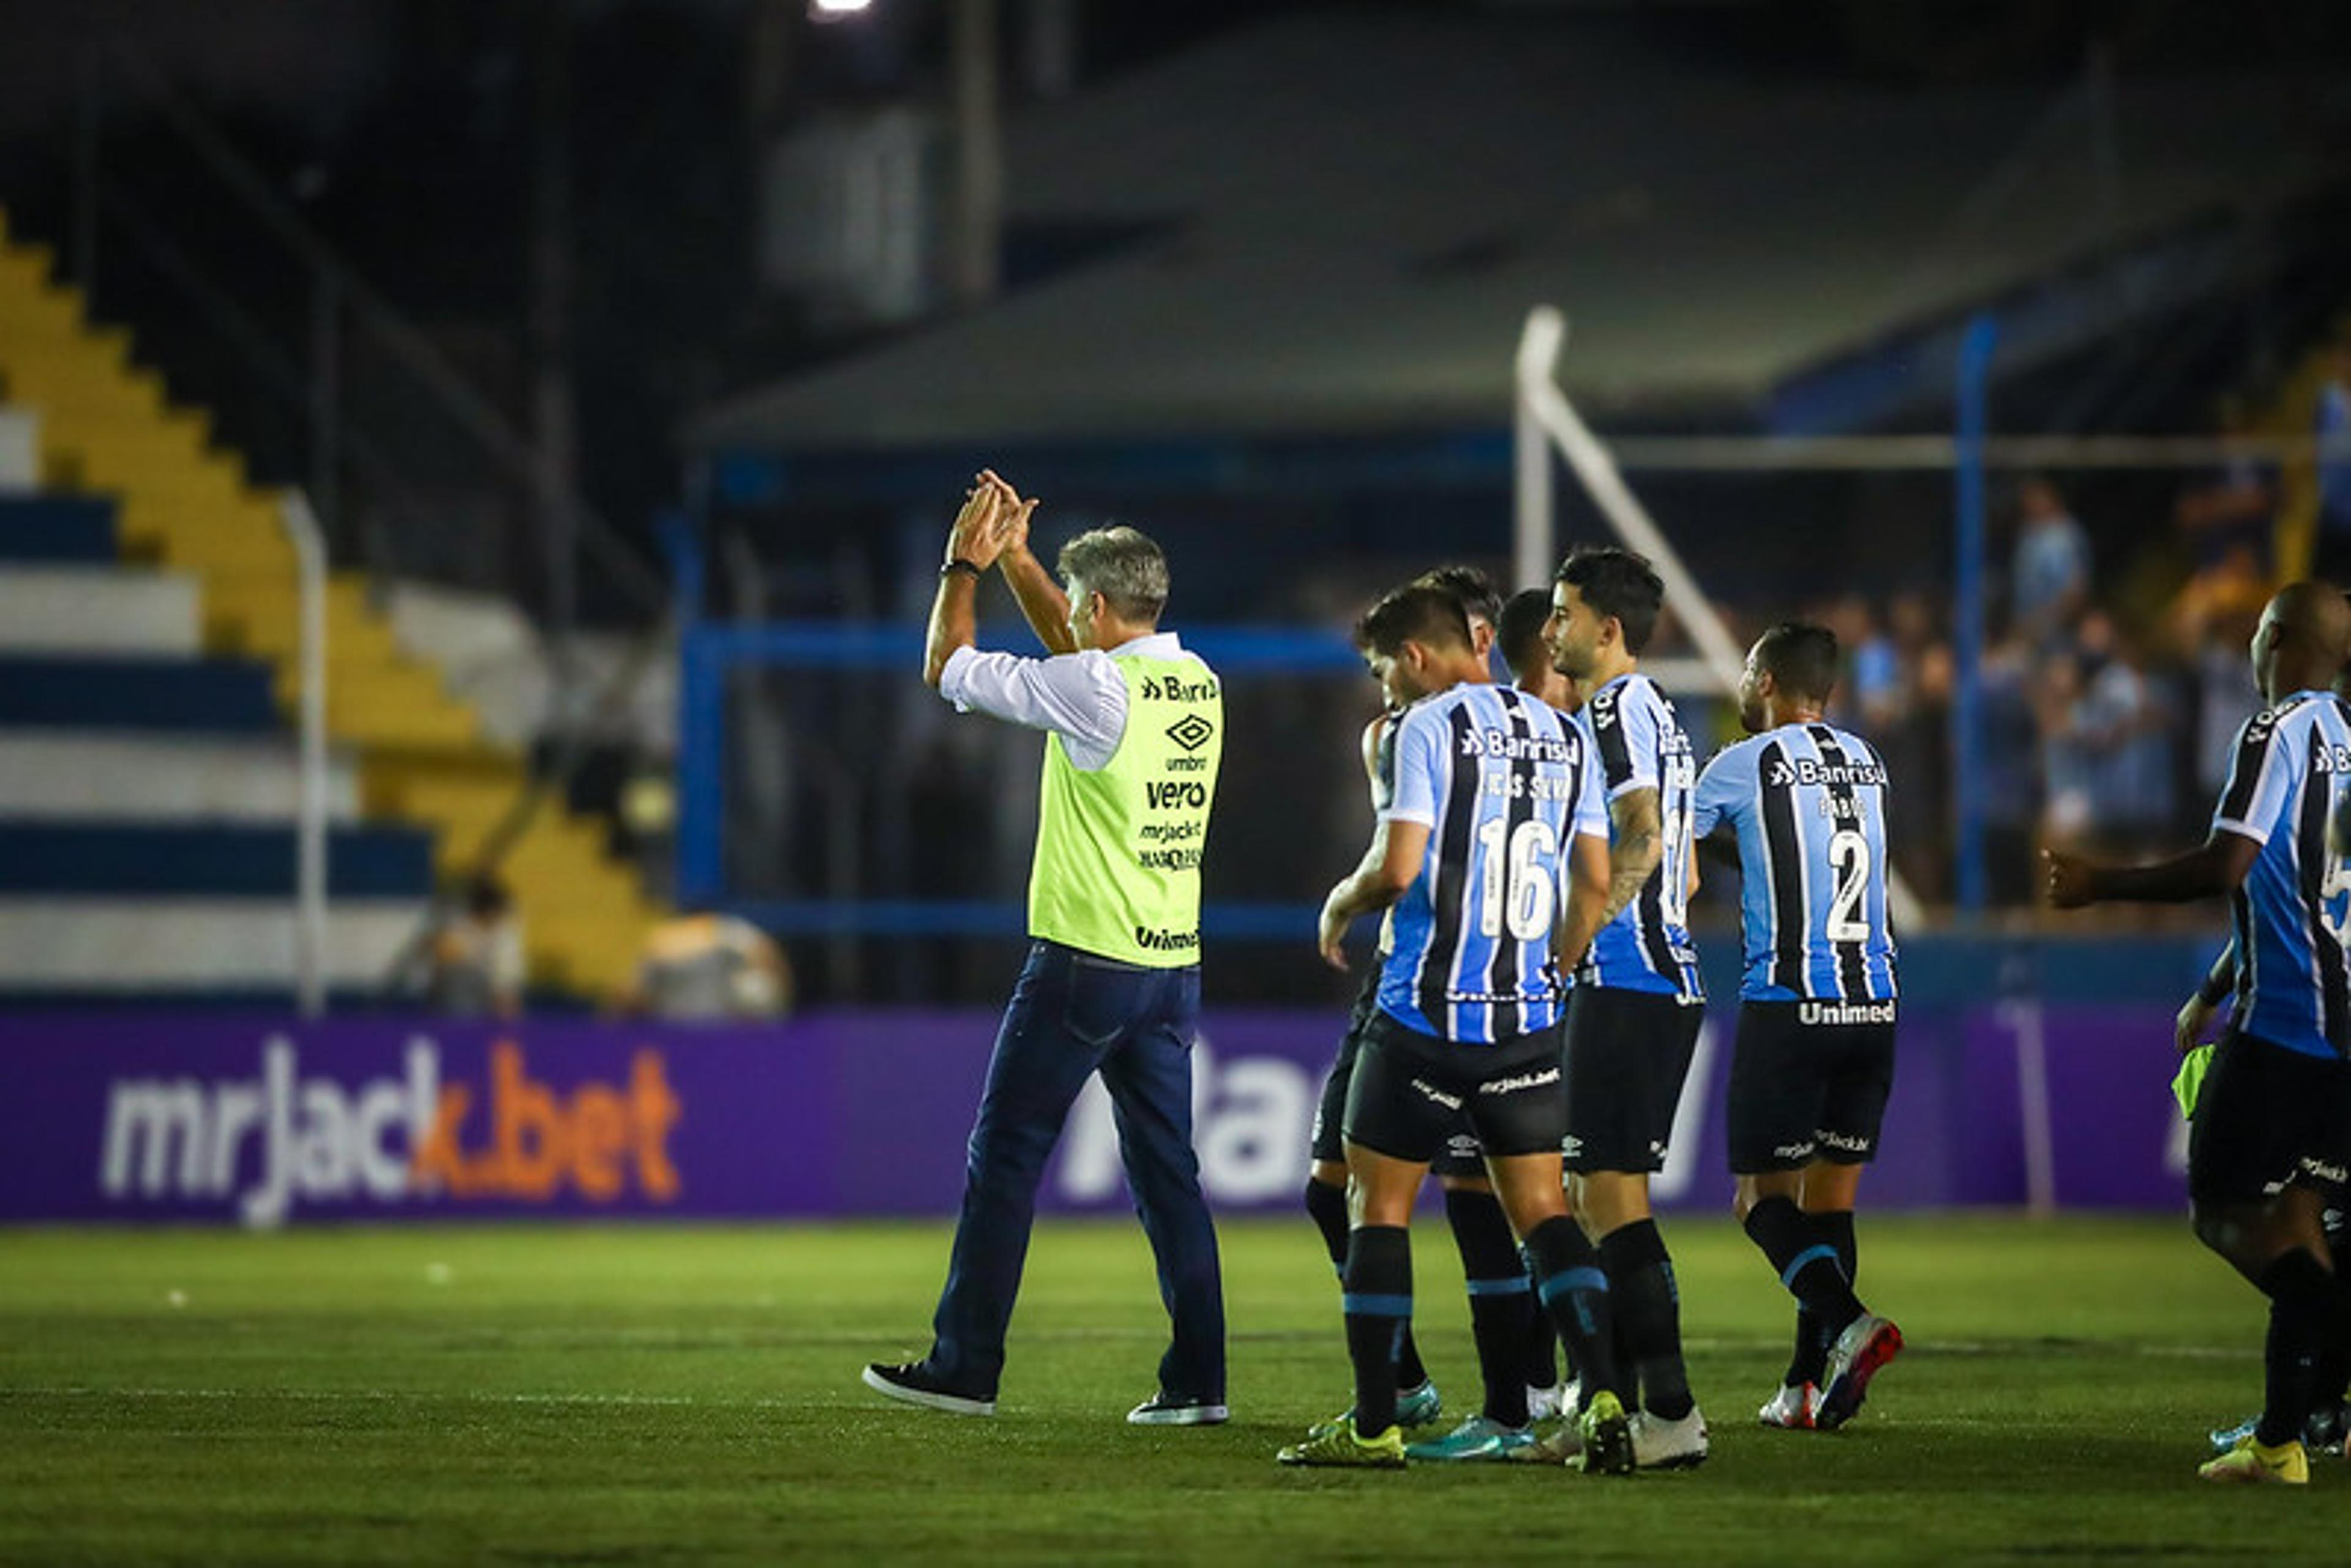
[1690,721,1899,1005]
[1380,683,1609,1043]
[1577,672,1705,1001]
[2211,689,2351,1061]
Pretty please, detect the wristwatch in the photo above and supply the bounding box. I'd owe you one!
[940,558,983,579]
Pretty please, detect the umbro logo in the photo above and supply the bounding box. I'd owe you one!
[1165,715,1215,752]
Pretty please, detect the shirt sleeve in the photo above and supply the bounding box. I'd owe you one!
[1571,733,1610,842]
[1589,681,1661,800]
[2211,708,2290,844]
[1690,742,1747,839]
[1385,703,1444,828]
[936,645,1128,771]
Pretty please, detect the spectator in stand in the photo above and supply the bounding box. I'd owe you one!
[2174,400,2278,603]
[423,873,526,1018]
[2315,341,2351,585]
[2033,643,2096,854]
[624,908,793,1020]
[2011,477,2093,648]
[2075,613,2177,859]
[1977,634,2044,904]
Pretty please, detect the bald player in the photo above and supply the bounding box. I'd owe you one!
[2047,582,2351,1485]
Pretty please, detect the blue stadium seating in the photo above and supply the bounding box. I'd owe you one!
[0,495,119,563]
[0,823,433,898]
[0,655,282,731]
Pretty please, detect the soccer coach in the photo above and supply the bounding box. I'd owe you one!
[863,471,1231,1427]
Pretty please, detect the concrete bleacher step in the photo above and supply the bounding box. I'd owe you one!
[0,566,200,656]
[0,898,425,990]
[0,732,359,820]
[0,654,282,731]
[0,822,433,898]
[0,203,665,1000]
[0,495,116,562]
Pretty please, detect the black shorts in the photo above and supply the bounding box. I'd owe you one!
[2188,1029,2351,1207]
[1314,970,1485,1177]
[1563,985,1704,1174]
[1727,1000,1897,1173]
[1344,1010,1567,1168]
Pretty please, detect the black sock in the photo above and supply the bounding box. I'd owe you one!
[2252,1250,2343,1448]
[2321,1228,2351,1408]
[1602,1220,1694,1422]
[1518,1242,1564,1392]
[1343,1225,1412,1436]
[1446,1188,1533,1427]
[1305,1177,1349,1267]
[1525,1215,1616,1413]
[1310,1178,1426,1390]
[1744,1196,1864,1333]
[1791,1208,1858,1387]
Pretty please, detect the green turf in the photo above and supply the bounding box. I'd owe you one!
[1,1215,2338,1564]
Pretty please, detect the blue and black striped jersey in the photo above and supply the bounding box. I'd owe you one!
[2211,691,2351,1061]
[1378,683,1609,1043]
[1575,673,1704,1000]
[1690,722,1899,1005]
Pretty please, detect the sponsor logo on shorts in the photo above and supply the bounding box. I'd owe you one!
[1772,1140,1816,1161]
[1478,1066,1562,1097]
[2301,1156,2350,1185]
[1798,999,1895,1027]
[1818,1130,1872,1154]
[1409,1078,1464,1111]
[1445,1134,1483,1161]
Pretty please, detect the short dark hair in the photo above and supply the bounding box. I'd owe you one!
[1415,564,1502,632]
[1555,545,1664,655]
[1496,588,1554,675]
[1354,582,1473,658]
[1755,621,1841,704]
[1058,526,1169,624]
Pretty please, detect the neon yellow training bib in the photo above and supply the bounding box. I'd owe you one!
[1028,653,1223,967]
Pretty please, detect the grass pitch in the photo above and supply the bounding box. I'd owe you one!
[1,1214,2339,1564]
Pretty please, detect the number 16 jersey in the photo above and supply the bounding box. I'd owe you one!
[1690,721,1899,1005]
[1381,683,1610,1044]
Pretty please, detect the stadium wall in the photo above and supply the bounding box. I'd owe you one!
[4,935,2213,1228]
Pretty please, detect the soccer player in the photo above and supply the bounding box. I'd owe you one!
[1304,568,1568,1461]
[2185,640,2351,1459]
[2046,580,2351,1485]
[863,473,1226,1425]
[1279,582,1628,1471]
[1542,544,1712,1470]
[1499,587,1578,711]
[1689,622,1904,1432]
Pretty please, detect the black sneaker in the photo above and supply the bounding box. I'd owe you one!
[861,1360,996,1417]
[1127,1392,1229,1427]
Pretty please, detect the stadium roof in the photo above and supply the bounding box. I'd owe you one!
[686,9,2349,455]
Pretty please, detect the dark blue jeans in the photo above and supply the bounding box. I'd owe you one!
[926,940,1226,1401]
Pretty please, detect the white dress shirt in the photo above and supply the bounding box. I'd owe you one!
[937,631,1189,772]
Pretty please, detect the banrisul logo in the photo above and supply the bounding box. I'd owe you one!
[98,1036,683,1228]
[1165,714,1214,752]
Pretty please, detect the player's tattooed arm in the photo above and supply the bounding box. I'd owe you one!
[1555,831,1613,969]
[2042,831,2259,909]
[1318,819,1429,970]
[1597,785,1665,927]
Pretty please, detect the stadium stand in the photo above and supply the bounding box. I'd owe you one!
[0,207,659,1002]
